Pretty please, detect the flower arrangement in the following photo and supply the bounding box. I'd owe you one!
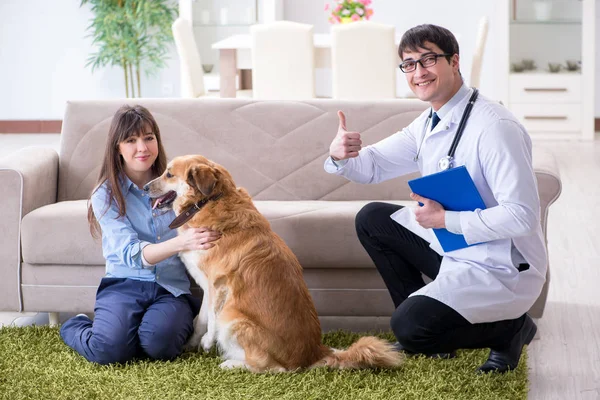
[324,0,374,24]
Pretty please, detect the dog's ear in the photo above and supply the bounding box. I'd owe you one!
[186,166,216,196]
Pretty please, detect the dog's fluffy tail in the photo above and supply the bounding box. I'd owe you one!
[312,336,403,370]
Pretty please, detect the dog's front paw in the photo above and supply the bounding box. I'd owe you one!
[220,359,249,370]
[183,331,202,352]
[201,332,215,352]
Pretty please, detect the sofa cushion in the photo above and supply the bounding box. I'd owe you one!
[21,199,414,268]
[57,99,427,201]
[256,200,413,268]
[21,201,103,265]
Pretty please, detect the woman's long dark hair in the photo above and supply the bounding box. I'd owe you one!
[87,105,167,238]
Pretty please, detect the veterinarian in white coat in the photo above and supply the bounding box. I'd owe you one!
[324,24,544,373]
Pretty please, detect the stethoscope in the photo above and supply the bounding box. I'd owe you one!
[414,88,479,171]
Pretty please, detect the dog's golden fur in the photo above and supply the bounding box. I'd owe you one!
[146,155,402,372]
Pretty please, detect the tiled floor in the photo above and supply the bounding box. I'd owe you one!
[0,312,55,327]
[0,133,61,159]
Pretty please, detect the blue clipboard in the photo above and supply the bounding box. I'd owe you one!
[407,166,486,252]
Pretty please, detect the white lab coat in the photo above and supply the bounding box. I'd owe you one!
[325,88,547,324]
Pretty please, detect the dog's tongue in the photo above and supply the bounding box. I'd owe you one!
[152,191,176,210]
[152,196,164,210]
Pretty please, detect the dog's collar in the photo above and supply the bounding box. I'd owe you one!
[168,193,223,230]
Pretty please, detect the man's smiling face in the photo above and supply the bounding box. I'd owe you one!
[402,41,461,110]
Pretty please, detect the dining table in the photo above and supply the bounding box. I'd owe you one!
[211,33,404,98]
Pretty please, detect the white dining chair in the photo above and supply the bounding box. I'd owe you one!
[250,21,315,100]
[331,21,396,99]
[172,18,251,98]
[469,16,489,89]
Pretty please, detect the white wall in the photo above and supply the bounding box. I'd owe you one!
[0,0,180,119]
[285,0,508,103]
[597,4,600,116]
[1,0,598,119]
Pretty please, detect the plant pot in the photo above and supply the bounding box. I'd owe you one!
[340,16,364,24]
[548,63,562,73]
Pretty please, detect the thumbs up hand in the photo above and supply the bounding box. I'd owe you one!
[329,110,362,161]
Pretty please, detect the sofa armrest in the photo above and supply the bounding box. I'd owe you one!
[533,148,562,237]
[529,148,561,318]
[0,147,58,311]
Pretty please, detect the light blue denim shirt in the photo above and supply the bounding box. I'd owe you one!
[90,175,191,297]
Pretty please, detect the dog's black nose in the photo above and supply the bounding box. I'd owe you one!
[143,184,149,192]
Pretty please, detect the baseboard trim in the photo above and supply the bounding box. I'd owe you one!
[0,120,62,134]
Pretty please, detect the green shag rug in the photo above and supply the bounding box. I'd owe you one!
[0,326,528,400]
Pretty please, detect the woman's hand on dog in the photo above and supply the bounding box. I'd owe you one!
[178,227,222,251]
[142,227,221,264]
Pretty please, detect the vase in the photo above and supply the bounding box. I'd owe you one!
[340,17,363,24]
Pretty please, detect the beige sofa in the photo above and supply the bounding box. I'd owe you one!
[0,99,562,331]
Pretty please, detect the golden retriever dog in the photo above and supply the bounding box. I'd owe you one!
[145,155,402,372]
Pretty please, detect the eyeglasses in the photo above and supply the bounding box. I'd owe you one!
[399,53,452,73]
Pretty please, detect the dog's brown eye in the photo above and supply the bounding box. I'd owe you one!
[166,172,173,178]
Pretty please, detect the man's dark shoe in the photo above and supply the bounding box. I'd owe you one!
[392,342,457,359]
[477,314,537,374]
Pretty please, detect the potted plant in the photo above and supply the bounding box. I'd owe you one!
[80,0,178,97]
[324,0,374,24]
